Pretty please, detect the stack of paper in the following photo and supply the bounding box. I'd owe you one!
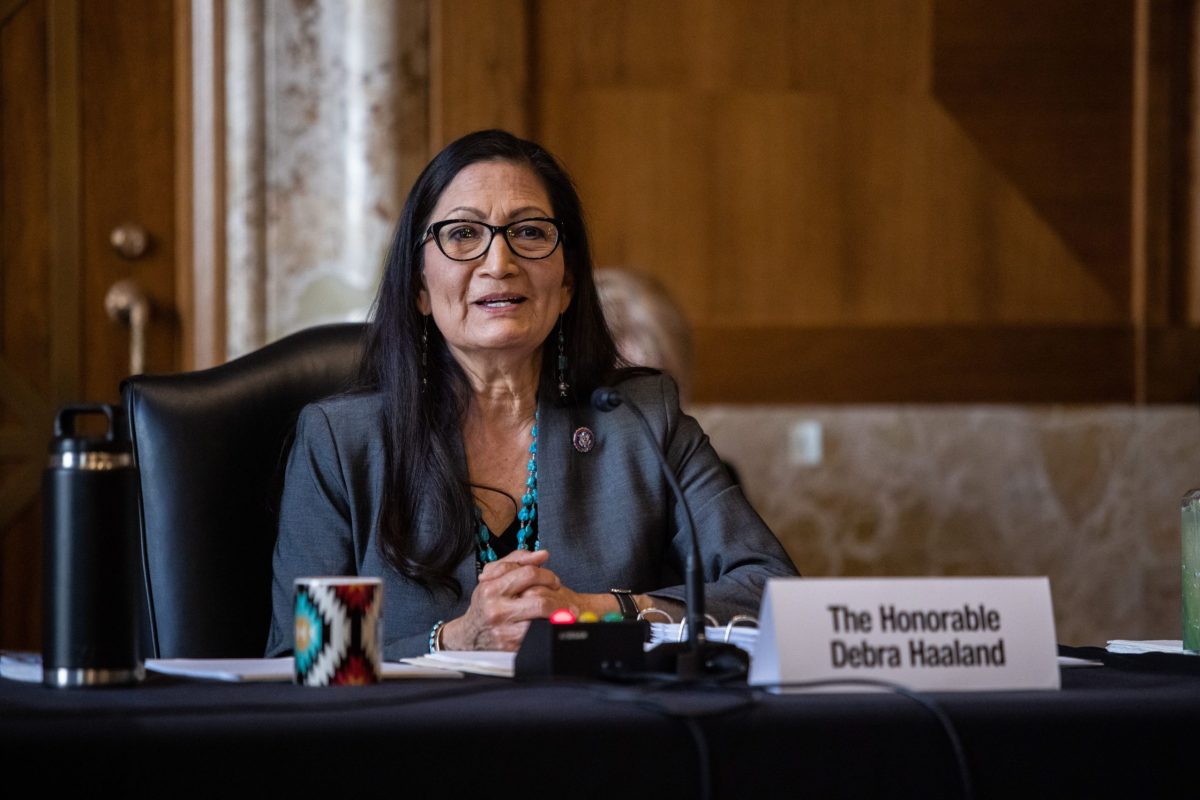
[0,653,463,683]
[1106,640,1193,655]
[147,657,296,682]
[400,651,515,678]
[147,657,464,681]
[0,651,42,683]
[648,623,758,656]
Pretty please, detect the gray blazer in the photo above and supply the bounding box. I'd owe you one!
[265,374,798,659]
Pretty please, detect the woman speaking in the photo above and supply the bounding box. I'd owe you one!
[266,129,797,659]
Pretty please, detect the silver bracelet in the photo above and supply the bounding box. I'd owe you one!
[428,619,446,653]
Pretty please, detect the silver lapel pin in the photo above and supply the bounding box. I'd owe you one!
[572,426,595,453]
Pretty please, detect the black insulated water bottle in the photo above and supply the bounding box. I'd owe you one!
[42,404,144,687]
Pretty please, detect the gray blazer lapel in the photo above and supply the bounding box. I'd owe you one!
[538,399,621,589]
[536,396,573,555]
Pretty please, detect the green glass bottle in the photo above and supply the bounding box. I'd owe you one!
[1182,489,1200,652]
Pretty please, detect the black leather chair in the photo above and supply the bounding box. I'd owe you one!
[121,323,365,658]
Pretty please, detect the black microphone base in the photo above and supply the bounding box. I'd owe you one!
[644,640,749,681]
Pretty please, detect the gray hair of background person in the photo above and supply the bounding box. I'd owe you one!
[595,267,695,404]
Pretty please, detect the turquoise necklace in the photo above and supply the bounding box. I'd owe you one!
[474,409,539,568]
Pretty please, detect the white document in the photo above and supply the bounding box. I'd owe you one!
[2,653,463,684]
[750,577,1061,693]
[0,651,42,683]
[1106,639,1191,655]
[401,651,515,678]
[146,657,462,682]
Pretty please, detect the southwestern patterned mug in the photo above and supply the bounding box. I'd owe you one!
[293,576,382,686]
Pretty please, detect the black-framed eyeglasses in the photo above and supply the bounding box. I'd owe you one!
[419,217,564,262]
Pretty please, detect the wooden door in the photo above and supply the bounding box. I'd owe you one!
[1,0,179,650]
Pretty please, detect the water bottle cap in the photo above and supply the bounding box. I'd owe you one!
[47,404,133,468]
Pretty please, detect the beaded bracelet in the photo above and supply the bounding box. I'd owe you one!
[428,619,446,654]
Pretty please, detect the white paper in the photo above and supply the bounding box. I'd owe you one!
[401,651,515,678]
[0,651,43,683]
[1057,656,1103,668]
[145,657,462,682]
[1106,639,1195,655]
[11,653,461,684]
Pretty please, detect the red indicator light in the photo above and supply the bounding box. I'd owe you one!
[550,608,576,624]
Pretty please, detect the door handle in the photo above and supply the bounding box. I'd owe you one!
[105,279,150,376]
[109,223,150,259]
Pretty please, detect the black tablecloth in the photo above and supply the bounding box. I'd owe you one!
[2,665,1196,798]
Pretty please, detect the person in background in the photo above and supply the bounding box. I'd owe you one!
[266,129,796,659]
[595,266,743,485]
[594,267,695,406]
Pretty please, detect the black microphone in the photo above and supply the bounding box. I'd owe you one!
[591,386,748,680]
[591,387,622,412]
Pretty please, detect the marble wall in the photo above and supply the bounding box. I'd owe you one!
[224,0,428,359]
[693,404,1200,648]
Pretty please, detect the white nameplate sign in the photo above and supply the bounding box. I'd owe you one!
[749,577,1060,692]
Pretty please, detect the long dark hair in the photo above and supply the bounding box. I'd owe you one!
[358,129,622,595]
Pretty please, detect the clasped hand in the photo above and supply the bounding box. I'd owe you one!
[441,549,585,651]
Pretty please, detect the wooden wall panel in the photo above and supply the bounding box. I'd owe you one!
[0,0,53,650]
[538,1,1126,328]
[430,0,529,148]
[693,326,1135,404]
[536,0,932,94]
[1142,0,1195,327]
[433,0,1195,402]
[933,0,1134,308]
[1,0,52,401]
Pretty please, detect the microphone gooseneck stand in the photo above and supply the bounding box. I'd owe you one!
[591,387,749,682]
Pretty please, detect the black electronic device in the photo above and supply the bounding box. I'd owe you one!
[515,618,648,680]
[591,386,750,681]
